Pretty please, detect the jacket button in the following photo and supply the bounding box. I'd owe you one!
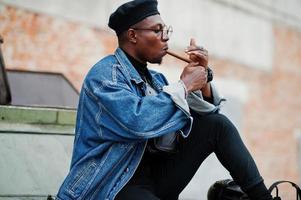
[126,167,129,172]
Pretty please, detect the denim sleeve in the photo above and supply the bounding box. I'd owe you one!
[83,78,193,141]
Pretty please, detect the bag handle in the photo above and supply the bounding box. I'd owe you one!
[268,180,301,200]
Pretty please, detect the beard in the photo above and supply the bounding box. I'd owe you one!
[149,56,163,64]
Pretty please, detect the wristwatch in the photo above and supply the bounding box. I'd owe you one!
[207,67,213,82]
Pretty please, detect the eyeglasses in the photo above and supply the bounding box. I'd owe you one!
[131,25,173,40]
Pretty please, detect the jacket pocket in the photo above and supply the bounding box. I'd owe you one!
[68,159,97,199]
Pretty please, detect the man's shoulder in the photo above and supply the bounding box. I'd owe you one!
[86,54,117,77]
[94,54,117,71]
[81,54,116,87]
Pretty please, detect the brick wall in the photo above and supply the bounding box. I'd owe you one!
[0,6,117,90]
[1,5,301,199]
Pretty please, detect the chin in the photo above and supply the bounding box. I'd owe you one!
[149,57,163,64]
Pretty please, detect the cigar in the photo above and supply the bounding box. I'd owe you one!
[166,50,191,63]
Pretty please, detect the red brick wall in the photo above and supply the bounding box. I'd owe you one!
[0,6,117,90]
[1,5,301,198]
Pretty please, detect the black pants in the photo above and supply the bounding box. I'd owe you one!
[115,111,265,200]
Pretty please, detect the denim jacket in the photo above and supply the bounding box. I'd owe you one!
[56,48,194,200]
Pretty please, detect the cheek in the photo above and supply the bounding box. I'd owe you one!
[138,36,163,62]
[145,36,161,47]
[148,40,162,55]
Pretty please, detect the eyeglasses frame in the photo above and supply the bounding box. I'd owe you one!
[130,25,173,40]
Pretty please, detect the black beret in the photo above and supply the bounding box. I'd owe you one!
[108,0,160,35]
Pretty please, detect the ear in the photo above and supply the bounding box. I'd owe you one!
[127,29,137,44]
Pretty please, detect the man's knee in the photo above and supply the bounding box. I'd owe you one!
[192,112,237,135]
[209,113,232,125]
[193,112,230,125]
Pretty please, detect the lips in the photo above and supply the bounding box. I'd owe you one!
[162,46,169,56]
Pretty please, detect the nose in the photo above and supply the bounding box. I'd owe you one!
[162,34,169,42]
[162,26,172,41]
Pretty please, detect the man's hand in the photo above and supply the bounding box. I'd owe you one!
[185,38,208,68]
[180,62,207,93]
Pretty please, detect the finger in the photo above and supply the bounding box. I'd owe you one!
[187,52,208,60]
[185,38,199,52]
[199,66,207,72]
[186,47,207,52]
[187,50,208,56]
[186,46,207,54]
[190,38,196,47]
[189,61,199,64]
[187,62,199,67]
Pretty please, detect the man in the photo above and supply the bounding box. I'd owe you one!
[56,0,273,199]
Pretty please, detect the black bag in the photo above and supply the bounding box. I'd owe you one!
[207,179,249,200]
[268,180,301,200]
[208,179,301,200]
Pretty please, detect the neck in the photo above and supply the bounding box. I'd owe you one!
[121,46,151,84]
[120,45,146,64]
[123,50,147,69]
